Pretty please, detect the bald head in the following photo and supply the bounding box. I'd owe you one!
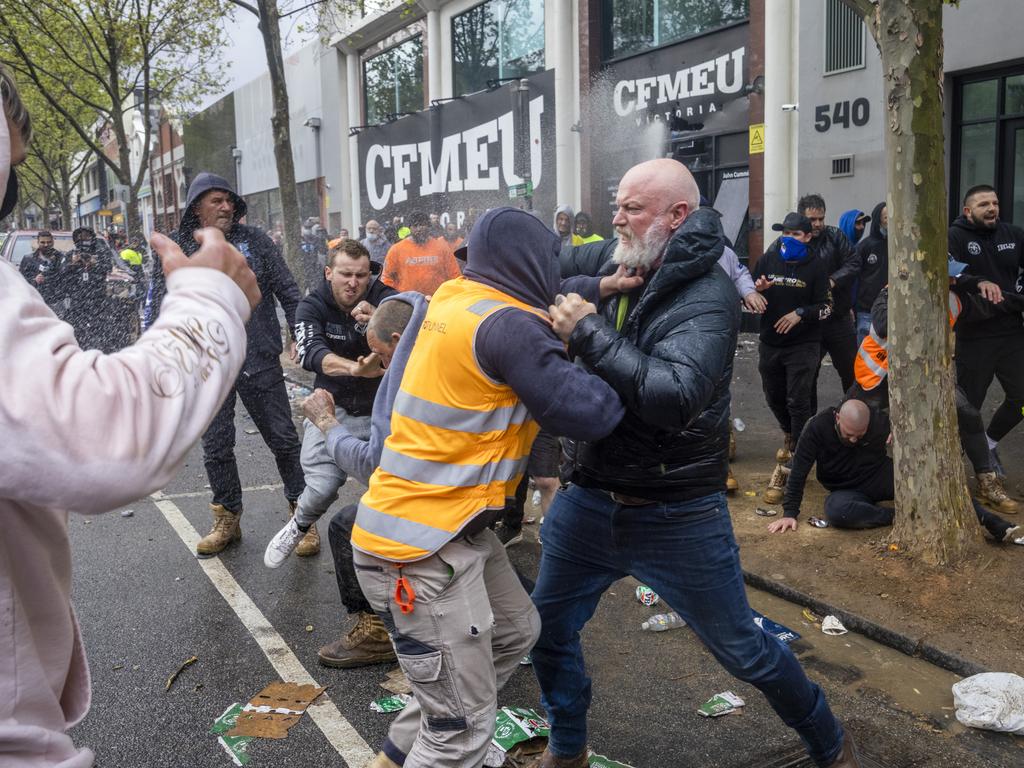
[836,399,871,445]
[611,159,700,270]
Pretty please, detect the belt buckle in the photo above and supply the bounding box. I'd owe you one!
[610,492,651,507]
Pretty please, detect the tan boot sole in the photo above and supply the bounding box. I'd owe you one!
[317,647,397,669]
[196,528,241,555]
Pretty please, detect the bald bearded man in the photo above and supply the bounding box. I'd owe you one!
[530,159,860,768]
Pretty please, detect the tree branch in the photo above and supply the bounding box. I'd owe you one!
[226,0,260,17]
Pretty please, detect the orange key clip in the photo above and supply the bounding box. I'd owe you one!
[394,566,416,614]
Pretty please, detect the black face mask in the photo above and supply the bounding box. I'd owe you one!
[0,169,18,221]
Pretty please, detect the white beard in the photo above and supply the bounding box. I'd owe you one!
[612,219,672,270]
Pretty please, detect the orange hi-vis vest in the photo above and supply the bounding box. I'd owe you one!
[351,277,543,562]
[854,291,963,391]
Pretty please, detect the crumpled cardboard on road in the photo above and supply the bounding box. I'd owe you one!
[226,681,326,740]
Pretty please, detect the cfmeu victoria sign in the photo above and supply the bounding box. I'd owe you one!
[357,69,556,222]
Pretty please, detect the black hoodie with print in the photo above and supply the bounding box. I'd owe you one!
[855,201,888,313]
[948,215,1024,339]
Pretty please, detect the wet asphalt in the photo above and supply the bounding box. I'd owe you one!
[66,334,1024,768]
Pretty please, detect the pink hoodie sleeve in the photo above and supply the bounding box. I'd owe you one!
[0,262,251,514]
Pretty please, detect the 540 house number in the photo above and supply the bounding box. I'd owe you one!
[814,98,870,132]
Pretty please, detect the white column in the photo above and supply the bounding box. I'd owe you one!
[426,8,442,101]
[763,0,799,230]
[346,50,362,231]
[550,0,577,208]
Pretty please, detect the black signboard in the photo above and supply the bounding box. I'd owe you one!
[357,69,556,229]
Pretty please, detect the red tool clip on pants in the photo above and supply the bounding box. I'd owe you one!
[394,565,416,614]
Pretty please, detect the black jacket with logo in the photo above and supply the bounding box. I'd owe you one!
[765,225,858,316]
[752,240,832,347]
[18,248,67,307]
[294,277,396,416]
[948,215,1024,339]
[854,201,888,313]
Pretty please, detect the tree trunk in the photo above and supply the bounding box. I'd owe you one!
[256,0,306,292]
[875,0,977,565]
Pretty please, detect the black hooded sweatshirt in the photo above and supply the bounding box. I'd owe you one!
[148,172,302,372]
[294,274,396,416]
[752,238,832,347]
[765,224,859,315]
[854,201,888,313]
[948,215,1024,339]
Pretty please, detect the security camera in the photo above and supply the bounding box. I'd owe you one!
[304,117,322,128]
[781,104,799,112]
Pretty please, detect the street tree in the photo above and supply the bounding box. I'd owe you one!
[840,0,976,565]
[226,0,307,291]
[0,0,228,238]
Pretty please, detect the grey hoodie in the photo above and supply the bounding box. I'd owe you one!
[324,291,428,484]
[553,203,575,250]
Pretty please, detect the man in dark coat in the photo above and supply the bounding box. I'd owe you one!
[853,201,888,344]
[64,227,112,350]
[149,172,305,556]
[528,159,860,768]
[18,230,66,313]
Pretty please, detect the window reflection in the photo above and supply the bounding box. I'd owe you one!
[604,0,748,60]
[452,0,545,96]
[364,36,424,124]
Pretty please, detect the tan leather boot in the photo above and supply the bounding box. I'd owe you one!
[196,503,241,555]
[318,612,396,668]
[364,752,401,768]
[288,501,321,556]
[977,472,1018,514]
[776,433,794,464]
[764,463,788,505]
[726,467,739,493]
[524,748,590,768]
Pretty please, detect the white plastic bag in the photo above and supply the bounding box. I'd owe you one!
[952,672,1024,734]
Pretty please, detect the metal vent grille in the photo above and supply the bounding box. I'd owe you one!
[831,154,855,177]
[825,0,866,75]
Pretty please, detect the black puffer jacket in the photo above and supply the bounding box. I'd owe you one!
[564,208,739,501]
[854,201,888,313]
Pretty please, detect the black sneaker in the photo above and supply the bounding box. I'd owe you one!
[495,524,523,548]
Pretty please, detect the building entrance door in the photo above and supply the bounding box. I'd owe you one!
[1001,118,1024,225]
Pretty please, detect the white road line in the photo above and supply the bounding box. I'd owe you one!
[150,491,375,767]
[158,483,284,500]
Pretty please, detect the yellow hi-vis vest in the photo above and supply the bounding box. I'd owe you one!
[854,291,962,391]
[352,277,543,562]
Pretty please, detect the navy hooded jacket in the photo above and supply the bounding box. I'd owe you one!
[147,172,302,373]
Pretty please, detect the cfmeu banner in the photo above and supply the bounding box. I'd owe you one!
[357,69,556,228]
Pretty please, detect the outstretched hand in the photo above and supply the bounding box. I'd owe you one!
[767,517,798,534]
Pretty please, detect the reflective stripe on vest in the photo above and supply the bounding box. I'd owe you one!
[352,277,542,562]
[855,290,963,391]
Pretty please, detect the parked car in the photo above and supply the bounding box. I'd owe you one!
[0,229,76,268]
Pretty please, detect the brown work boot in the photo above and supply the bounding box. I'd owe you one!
[196,503,241,555]
[525,748,590,768]
[317,612,396,668]
[764,463,789,505]
[729,425,737,461]
[726,467,739,493]
[287,501,322,556]
[776,433,793,464]
[364,752,401,768]
[977,472,1018,514]
[826,732,862,767]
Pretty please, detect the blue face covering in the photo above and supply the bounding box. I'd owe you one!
[779,236,807,261]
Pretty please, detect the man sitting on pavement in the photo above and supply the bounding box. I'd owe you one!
[264,239,396,566]
[767,399,1020,544]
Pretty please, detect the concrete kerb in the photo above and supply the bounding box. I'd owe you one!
[743,570,989,679]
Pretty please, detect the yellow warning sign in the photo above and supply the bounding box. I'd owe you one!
[749,123,765,154]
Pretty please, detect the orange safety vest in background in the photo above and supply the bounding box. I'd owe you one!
[352,277,542,562]
[854,291,962,391]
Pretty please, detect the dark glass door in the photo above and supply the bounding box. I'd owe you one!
[1001,118,1024,225]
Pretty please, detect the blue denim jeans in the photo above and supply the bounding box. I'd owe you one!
[856,311,873,347]
[531,485,845,767]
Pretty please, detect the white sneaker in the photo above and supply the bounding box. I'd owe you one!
[264,518,305,568]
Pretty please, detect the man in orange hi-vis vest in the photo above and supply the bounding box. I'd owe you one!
[351,207,641,768]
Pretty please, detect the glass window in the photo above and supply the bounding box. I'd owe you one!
[1013,127,1024,224]
[1005,75,1024,116]
[958,122,997,204]
[364,36,424,124]
[961,79,998,121]
[604,0,748,61]
[452,0,545,96]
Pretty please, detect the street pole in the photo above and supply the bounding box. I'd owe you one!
[513,79,532,211]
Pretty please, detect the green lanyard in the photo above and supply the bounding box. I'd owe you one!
[615,294,630,331]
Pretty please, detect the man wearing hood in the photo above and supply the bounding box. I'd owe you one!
[949,184,1024,471]
[553,203,578,249]
[361,218,391,264]
[854,202,888,344]
[349,207,633,768]
[148,172,305,556]
[532,162,857,768]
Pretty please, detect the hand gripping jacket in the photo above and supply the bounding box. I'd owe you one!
[855,290,962,390]
[352,277,542,562]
